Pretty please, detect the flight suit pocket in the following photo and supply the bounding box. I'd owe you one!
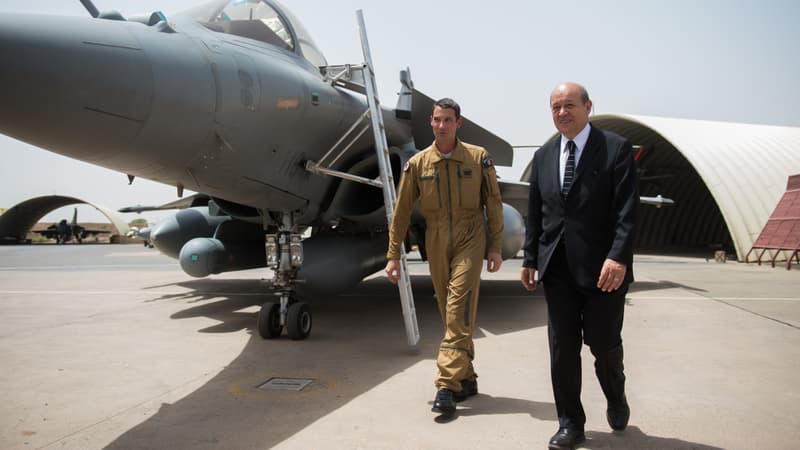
[458,165,481,209]
[418,172,442,211]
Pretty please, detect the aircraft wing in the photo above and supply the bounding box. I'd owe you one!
[79,228,111,235]
[118,194,210,213]
[33,229,59,239]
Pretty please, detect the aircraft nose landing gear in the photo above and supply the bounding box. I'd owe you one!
[257,213,312,340]
[257,297,312,340]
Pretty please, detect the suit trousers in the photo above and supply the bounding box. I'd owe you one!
[542,242,627,429]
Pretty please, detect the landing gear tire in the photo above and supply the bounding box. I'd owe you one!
[286,302,312,340]
[257,302,283,339]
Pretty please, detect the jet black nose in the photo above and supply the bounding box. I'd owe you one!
[0,13,153,161]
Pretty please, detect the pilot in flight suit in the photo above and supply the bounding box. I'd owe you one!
[386,98,504,415]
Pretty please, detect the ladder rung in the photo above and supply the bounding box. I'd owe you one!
[306,161,383,187]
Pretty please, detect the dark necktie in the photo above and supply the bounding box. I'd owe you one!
[562,140,576,199]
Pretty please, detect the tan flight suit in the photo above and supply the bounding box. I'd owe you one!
[387,140,504,392]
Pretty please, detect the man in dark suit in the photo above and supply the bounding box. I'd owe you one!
[520,82,639,450]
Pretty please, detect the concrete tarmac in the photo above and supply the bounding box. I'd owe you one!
[0,245,798,449]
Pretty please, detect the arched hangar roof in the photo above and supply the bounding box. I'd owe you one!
[589,114,800,260]
[0,195,129,243]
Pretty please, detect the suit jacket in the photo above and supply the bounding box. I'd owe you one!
[522,124,639,289]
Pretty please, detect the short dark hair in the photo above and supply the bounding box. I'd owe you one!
[433,98,461,119]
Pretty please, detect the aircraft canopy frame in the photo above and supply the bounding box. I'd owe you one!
[182,0,327,67]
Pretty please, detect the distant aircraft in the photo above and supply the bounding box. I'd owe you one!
[35,208,110,244]
[0,0,666,341]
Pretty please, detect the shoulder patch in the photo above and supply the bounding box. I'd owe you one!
[482,157,494,169]
[403,161,411,172]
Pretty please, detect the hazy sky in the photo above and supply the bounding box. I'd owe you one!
[1,0,798,223]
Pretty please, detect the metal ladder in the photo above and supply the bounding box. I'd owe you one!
[306,10,419,346]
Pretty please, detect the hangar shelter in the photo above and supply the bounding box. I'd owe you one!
[0,195,129,244]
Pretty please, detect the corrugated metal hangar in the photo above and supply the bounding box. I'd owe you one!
[586,114,800,260]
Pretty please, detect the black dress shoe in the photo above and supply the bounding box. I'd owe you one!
[607,396,630,431]
[453,378,478,402]
[431,389,456,415]
[548,427,585,450]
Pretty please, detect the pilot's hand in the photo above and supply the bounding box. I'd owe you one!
[385,259,401,284]
[597,258,626,292]
[487,251,503,273]
[520,267,538,291]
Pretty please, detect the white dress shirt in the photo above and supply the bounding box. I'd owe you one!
[559,123,591,191]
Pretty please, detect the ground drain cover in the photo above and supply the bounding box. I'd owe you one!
[257,377,315,391]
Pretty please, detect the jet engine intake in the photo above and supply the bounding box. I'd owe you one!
[323,151,405,229]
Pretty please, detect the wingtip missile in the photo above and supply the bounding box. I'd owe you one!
[639,194,675,208]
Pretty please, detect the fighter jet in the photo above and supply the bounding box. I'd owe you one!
[0,0,527,341]
[35,207,110,244]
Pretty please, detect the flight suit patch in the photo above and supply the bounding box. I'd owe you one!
[482,157,494,168]
[463,168,473,177]
[403,161,411,172]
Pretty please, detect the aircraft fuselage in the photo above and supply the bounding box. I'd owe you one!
[0,11,410,222]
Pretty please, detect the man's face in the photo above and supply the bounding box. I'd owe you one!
[430,106,462,147]
[550,85,592,139]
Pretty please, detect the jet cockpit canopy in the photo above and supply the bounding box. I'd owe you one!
[181,0,327,67]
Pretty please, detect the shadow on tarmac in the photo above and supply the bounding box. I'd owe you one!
[584,426,724,449]
[104,275,548,449]
[105,273,720,449]
[432,394,554,421]
[629,280,707,294]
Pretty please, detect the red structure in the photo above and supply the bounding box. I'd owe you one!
[746,174,800,269]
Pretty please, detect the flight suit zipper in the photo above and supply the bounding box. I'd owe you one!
[435,171,443,208]
[457,165,462,207]
[446,159,454,250]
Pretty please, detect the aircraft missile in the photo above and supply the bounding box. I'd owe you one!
[639,194,675,208]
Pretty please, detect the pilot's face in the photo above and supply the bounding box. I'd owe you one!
[430,106,462,149]
[550,84,592,139]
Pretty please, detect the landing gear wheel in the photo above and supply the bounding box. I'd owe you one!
[286,302,312,340]
[257,302,282,339]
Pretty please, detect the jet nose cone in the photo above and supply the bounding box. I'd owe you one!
[0,14,153,159]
